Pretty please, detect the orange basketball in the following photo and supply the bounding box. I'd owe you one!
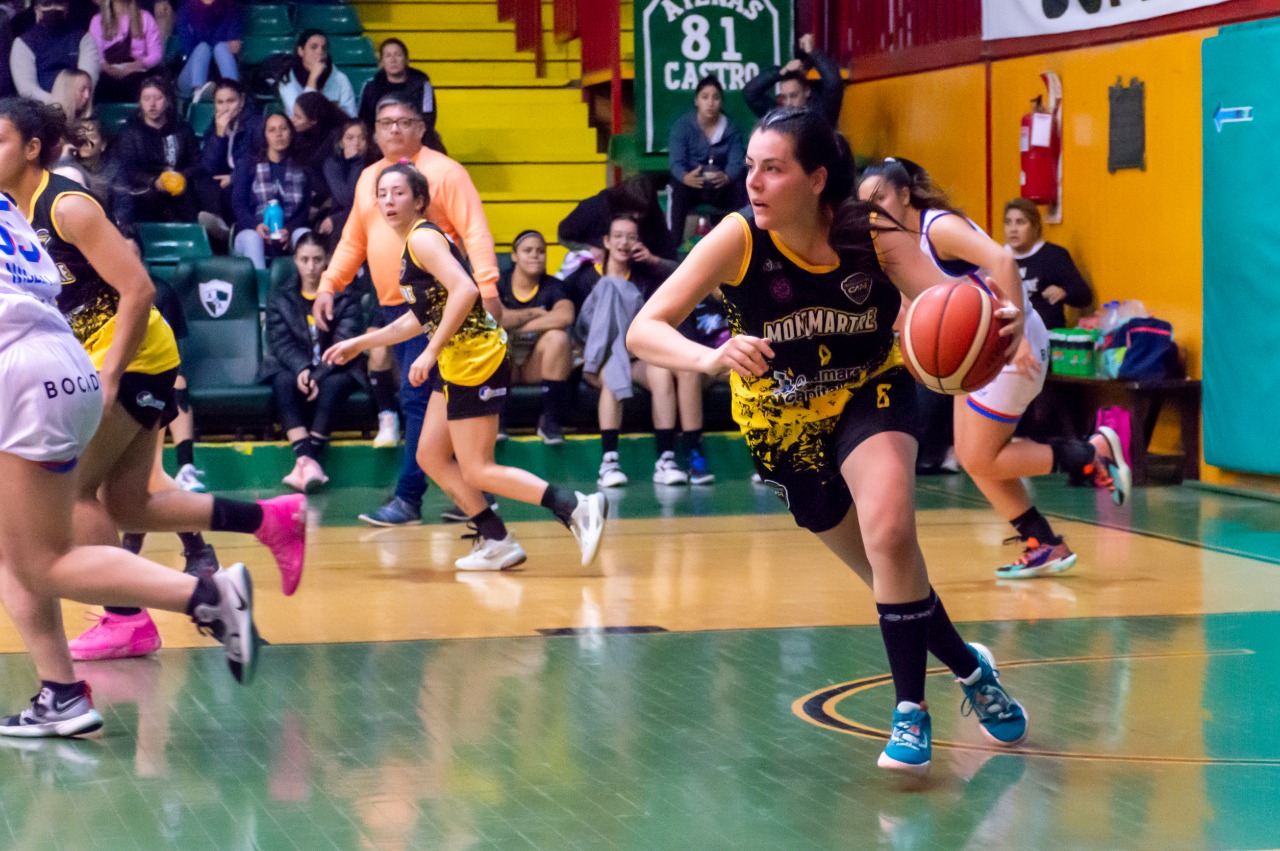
[901,282,1008,395]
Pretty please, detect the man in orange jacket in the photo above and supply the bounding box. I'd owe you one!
[315,92,502,526]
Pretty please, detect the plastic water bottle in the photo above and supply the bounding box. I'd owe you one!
[263,200,284,239]
[1095,300,1121,377]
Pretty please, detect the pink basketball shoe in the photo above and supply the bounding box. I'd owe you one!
[68,611,162,661]
[255,494,307,596]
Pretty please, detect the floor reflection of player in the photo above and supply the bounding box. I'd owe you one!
[628,106,1029,775]
[0,101,261,739]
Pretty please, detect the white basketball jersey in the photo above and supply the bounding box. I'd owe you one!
[919,209,1035,315]
[0,193,70,334]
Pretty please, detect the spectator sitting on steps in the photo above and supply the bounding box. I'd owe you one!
[742,33,843,126]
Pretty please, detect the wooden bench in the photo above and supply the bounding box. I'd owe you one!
[1045,374,1202,486]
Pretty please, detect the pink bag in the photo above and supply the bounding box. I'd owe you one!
[1095,406,1132,465]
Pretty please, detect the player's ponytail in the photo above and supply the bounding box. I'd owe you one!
[753,107,888,259]
[0,97,67,170]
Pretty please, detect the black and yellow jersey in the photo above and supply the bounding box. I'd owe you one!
[721,207,902,420]
[27,170,179,375]
[400,220,505,386]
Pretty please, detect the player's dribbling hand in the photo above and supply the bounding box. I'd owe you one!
[322,339,361,366]
[701,335,775,379]
[995,300,1025,360]
[408,351,437,387]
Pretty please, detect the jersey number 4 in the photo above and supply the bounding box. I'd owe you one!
[877,383,891,409]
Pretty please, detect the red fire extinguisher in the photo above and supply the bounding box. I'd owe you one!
[1020,96,1060,204]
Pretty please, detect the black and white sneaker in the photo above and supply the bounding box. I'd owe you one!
[537,415,565,446]
[192,563,259,685]
[0,683,104,738]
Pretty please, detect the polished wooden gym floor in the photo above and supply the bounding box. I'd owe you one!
[4,436,1280,849]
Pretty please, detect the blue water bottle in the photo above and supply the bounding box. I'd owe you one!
[263,199,284,238]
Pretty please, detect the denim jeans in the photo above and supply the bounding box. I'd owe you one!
[380,303,429,507]
[178,42,239,96]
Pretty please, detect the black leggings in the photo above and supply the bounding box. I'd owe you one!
[271,370,360,438]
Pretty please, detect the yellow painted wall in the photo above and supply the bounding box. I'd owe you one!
[841,28,1241,480]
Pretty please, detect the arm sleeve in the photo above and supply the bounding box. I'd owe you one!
[332,71,356,117]
[809,49,845,127]
[177,126,205,178]
[318,186,369,294]
[140,12,163,68]
[10,40,53,103]
[437,167,499,298]
[1050,245,1093,308]
[78,32,101,86]
[724,125,746,180]
[557,192,608,248]
[230,165,256,232]
[669,115,691,180]
[742,66,781,117]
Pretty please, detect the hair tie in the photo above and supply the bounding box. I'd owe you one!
[511,229,543,251]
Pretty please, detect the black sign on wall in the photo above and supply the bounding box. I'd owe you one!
[1108,76,1146,173]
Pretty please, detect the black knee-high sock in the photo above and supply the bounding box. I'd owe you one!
[1050,438,1096,477]
[184,574,218,618]
[370,369,397,413]
[543,379,570,425]
[210,498,265,534]
[925,589,981,680]
[540,484,578,527]
[877,595,935,706]
[470,507,508,541]
[655,428,677,456]
[680,428,704,455]
[1010,507,1060,545]
[178,531,207,556]
[107,535,147,616]
[601,429,620,456]
[176,439,195,468]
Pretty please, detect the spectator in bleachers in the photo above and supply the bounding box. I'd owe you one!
[90,0,162,102]
[51,68,93,121]
[742,33,843,126]
[314,92,501,527]
[10,0,100,105]
[497,229,574,444]
[7,0,97,36]
[260,232,365,493]
[231,112,313,269]
[573,213,685,487]
[317,117,368,248]
[357,38,436,136]
[110,75,209,233]
[198,78,260,235]
[53,117,110,198]
[175,0,241,99]
[667,75,746,245]
[0,15,14,98]
[279,30,356,120]
[558,174,677,263]
[291,90,346,195]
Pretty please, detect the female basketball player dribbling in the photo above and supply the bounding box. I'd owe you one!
[0,141,259,737]
[858,158,1130,580]
[0,99,305,663]
[628,107,1028,775]
[324,163,607,570]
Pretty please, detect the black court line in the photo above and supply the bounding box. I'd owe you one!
[536,626,668,637]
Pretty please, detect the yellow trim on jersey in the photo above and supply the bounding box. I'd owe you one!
[49,190,104,243]
[21,171,50,221]
[511,282,540,304]
[406,220,453,273]
[724,212,752,287]
[768,230,840,275]
[594,262,630,281]
[83,307,181,375]
[301,290,317,302]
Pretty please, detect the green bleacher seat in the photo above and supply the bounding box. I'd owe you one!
[245,4,293,37]
[607,133,672,175]
[137,223,213,266]
[240,34,295,68]
[328,36,376,67]
[170,257,275,435]
[294,4,361,35]
[340,65,376,101]
[96,103,137,140]
[188,101,215,136]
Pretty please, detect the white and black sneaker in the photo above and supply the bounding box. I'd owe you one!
[455,534,528,571]
[653,451,689,485]
[568,491,608,567]
[598,452,628,488]
[0,683,103,738]
[192,563,259,685]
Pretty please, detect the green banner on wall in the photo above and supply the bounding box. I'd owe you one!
[636,0,794,154]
